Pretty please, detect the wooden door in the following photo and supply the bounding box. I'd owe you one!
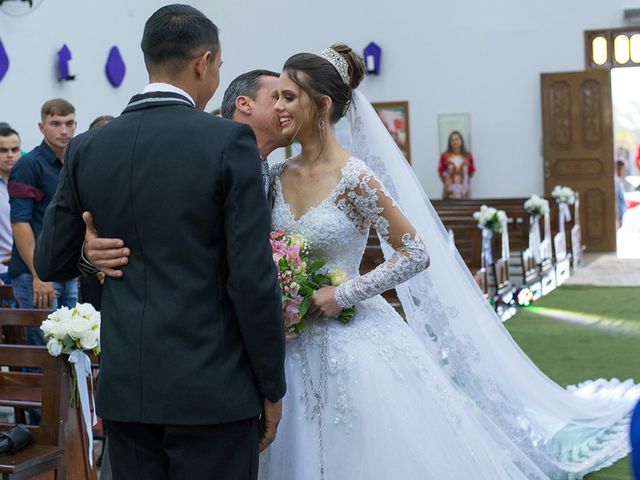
[541,70,616,251]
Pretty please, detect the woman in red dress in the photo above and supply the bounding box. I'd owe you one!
[438,131,475,199]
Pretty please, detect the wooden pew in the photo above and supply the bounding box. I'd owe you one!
[0,286,15,307]
[520,248,543,300]
[0,309,97,480]
[553,232,572,286]
[0,344,66,479]
[570,194,584,270]
[432,198,532,271]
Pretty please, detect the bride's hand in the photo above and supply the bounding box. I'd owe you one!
[308,286,342,319]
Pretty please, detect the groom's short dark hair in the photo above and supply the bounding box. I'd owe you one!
[221,70,279,119]
[141,4,219,73]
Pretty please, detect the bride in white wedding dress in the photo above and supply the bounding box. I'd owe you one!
[259,43,640,480]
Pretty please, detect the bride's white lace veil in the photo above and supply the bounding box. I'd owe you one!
[341,89,639,478]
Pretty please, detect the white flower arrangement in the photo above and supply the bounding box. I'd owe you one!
[523,194,550,217]
[41,303,101,357]
[41,303,101,465]
[472,205,508,233]
[551,185,576,204]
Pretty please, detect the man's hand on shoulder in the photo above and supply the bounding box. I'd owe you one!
[82,211,129,278]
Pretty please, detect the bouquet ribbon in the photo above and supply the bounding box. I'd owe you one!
[529,216,541,263]
[558,202,571,233]
[68,350,96,467]
[481,228,493,266]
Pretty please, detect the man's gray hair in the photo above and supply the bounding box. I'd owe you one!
[220,69,279,119]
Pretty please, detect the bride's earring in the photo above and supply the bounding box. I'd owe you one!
[319,118,325,129]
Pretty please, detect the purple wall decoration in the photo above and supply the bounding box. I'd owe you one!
[0,38,9,82]
[105,46,125,88]
[363,42,381,75]
[57,44,75,81]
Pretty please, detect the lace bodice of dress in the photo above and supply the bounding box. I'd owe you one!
[271,157,429,308]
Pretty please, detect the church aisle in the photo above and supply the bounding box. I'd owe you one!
[507,285,640,479]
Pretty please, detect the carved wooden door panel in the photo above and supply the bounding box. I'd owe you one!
[541,70,615,252]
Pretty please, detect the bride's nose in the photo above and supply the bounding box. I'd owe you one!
[274,97,284,112]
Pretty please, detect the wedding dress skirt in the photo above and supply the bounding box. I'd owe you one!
[259,295,550,479]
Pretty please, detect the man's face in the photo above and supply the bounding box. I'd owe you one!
[249,75,289,149]
[0,134,20,176]
[39,113,76,151]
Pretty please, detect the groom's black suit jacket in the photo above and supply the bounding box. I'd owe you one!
[34,92,286,425]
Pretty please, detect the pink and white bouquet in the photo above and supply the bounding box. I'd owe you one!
[270,229,355,340]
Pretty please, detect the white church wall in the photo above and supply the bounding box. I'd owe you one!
[0,0,631,198]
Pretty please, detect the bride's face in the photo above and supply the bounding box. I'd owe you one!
[275,71,316,141]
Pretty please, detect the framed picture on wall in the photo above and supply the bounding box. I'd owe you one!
[438,113,471,153]
[372,101,411,163]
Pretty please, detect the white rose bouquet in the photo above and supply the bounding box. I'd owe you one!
[551,185,576,231]
[472,205,507,233]
[41,303,101,358]
[551,185,576,205]
[40,303,100,466]
[523,194,550,217]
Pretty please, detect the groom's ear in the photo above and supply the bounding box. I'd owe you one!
[235,95,253,116]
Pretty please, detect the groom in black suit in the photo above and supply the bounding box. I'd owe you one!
[33,5,286,480]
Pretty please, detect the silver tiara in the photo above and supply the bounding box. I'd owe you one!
[320,48,350,85]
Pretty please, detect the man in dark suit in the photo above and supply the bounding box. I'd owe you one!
[33,5,286,480]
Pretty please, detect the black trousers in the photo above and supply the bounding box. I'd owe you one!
[104,417,259,480]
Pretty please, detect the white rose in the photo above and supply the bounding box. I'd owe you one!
[497,210,508,224]
[40,319,56,337]
[54,306,73,324]
[51,321,68,341]
[67,315,91,341]
[47,339,63,357]
[329,269,349,286]
[76,302,98,319]
[79,329,99,350]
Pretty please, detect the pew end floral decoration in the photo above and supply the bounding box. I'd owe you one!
[40,303,100,467]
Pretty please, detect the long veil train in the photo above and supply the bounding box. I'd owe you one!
[343,90,640,479]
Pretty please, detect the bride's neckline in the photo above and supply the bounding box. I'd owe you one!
[276,157,355,223]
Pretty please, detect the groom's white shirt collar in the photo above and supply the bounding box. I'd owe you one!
[143,83,196,107]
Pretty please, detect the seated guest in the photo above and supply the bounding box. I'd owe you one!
[0,126,20,284]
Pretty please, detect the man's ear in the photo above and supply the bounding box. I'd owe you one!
[195,51,213,79]
[234,95,253,115]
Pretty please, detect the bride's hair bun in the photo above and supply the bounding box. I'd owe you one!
[330,43,365,90]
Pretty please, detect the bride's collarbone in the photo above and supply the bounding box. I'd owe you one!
[280,167,346,214]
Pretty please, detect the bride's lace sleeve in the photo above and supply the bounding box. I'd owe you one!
[334,164,430,308]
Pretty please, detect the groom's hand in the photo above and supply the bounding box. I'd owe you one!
[83,211,130,278]
[258,398,282,451]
